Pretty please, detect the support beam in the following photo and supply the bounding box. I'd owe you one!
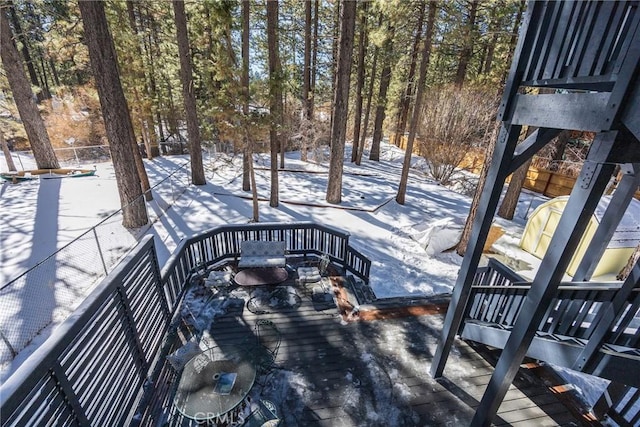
[497,2,544,122]
[573,163,640,281]
[510,93,611,132]
[470,131,620,427]
[622,83,640,142]
[509,127,561,174]
[431,123,521,378]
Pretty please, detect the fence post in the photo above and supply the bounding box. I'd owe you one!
[0,327,17,357]
[16,152,25,170]
[165,173,173,202]
[93,228,109,275]
[343,234,350,271]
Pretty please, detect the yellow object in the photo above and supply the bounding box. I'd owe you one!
[484,225,505,253]
[520,196,640,277]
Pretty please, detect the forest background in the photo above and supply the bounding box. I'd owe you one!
[0,0,591,234]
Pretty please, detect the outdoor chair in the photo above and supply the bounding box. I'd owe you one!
[318,253,330,275]
[242,399,281,427]
[297,266,321,284]
[297,253,330,284]
[252,319,281,386]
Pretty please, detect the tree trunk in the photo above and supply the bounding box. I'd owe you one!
[7,2,41,96]
[78,1,148,228]
[356,37,379,166]
[37,54,51,99]
[482,15,500,75]
[456,123,499,255]
[301,0,312,162]
[242,2,259,223]
[393,2,425,148]
[128,85,153,201]
[0,129,17,172]
[267,0,282,207]
[0,9,59,169]
[552,129,570,162]
[165,81,180,139]
[310,0,319,122]
[146,8,164,152]
[49,58,60,87]
[454,0,479,87]
[244,126,259,223]
[242,0,252,192]
[351,1,368,163]
[369,23,394,161]
[127,0,157,160]
[497,125,538,219]
[396,1,436,205]
[173,0,206,185]
[329,0,341,136]
[131,120,153,202]
[497,158,531,220]
[326,0,356,204]
[618,243,640,280]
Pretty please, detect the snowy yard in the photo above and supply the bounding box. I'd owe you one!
[0,141,549,379]
[7,140,617,419]
[0,141,546,293]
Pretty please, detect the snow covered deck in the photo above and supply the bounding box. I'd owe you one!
[137,260,583,427]
[0,222,591,426]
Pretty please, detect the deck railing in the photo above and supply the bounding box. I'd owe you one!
[465,259,640,349]
[0,222,370,427]
[161,222,371,309]
[0,237,167,426]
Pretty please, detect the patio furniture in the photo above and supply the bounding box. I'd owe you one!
[318,253,330,275]
[298,253,330,281]
[242,399,281,427]
[311,280,335,311]
[204,270,233,291]
[251,320,281,386]
[297,266,321,284]
[173,348,256,422]
[247,287,302,314]
[238,241,286,269]
[235,267,288,287]
[166,341,202,371]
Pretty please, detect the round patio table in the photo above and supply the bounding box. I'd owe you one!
[174,348,256,423]
[234,267,288,287]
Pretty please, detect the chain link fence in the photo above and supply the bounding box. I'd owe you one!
[0,159,191,370]
[4,145,113,171]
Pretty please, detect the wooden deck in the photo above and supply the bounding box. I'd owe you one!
[139,267,589,427]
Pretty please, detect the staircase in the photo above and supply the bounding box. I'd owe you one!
[461,258,640,423]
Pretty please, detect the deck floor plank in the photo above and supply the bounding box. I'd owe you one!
[143,276,585,426]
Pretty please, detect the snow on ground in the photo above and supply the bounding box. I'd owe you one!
[0,140,524,379]
[2,140,612,412]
